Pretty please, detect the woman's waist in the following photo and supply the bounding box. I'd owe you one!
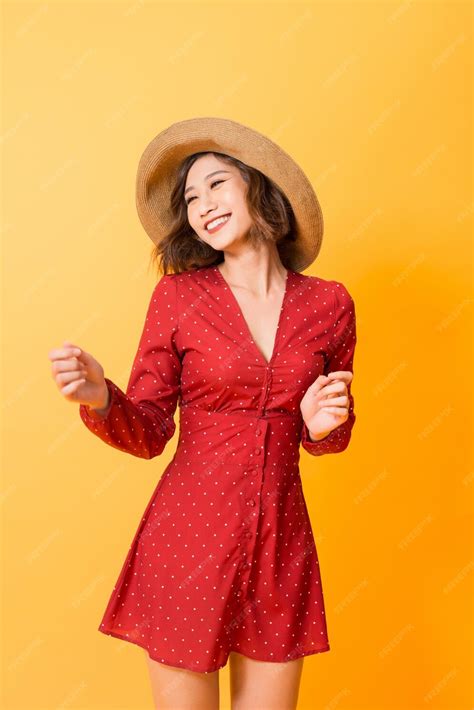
[176,403,303,467]
[179,402,302,422]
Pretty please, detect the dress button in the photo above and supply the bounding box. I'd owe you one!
[256,429,262,435]
[247,499,255,507]
[254,448,260,455]
[250,469,258,476]
[245,531,252,538]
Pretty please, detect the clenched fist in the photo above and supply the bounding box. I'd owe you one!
[48,340,110,412]
[300,371,353,442]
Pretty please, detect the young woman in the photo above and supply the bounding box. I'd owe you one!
[48,118,357,710]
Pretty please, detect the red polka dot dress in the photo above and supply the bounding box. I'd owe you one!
[79,264,357,673]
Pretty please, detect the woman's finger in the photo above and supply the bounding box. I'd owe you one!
[307,374,330,393]
[326,370,353,384]
[55,370,87,387]
[60,377,86,396]
[319,380,346,399]
[319,405,349,417]
[319,394,348,407]
[52,359,86,374]
[48,345,82,361]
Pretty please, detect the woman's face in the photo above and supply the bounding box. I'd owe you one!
[184,154,253,249]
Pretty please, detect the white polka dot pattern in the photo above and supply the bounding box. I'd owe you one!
[79,265,357,673]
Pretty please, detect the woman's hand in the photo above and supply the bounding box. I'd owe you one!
[300,371,353,441]
[48,340,109,410]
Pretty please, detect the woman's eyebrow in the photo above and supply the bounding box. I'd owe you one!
[184,170,231,196]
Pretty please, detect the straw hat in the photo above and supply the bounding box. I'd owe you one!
[135,117,324,272]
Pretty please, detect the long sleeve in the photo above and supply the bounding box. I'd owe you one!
[301,280,357,456]
[79,274,182,459]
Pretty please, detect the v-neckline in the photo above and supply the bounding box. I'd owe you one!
[213,264,292,367]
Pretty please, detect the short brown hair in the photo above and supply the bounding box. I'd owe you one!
[149,151,297,277]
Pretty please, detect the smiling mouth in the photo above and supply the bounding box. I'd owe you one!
[206,214,231,232]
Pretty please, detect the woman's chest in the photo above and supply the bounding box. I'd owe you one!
[174,269,334,402]
[223,279,288,366]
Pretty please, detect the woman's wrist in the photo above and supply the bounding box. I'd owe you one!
[90,382,111,414]
[308,427,331,442]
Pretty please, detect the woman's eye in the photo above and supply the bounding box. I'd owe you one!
[186,179,225,205]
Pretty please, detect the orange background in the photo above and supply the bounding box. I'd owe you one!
[2,1,472,708]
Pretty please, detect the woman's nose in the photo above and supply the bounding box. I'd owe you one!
[199,192,218,214]
[200,202,218,217]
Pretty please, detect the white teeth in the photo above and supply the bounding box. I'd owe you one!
[206,214,230,230]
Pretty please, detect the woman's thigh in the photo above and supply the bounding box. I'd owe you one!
[229,651,304,710]
[144,651,220,710]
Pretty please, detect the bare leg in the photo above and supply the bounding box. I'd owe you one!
[144,651,220,710]
[229,651,304,710]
